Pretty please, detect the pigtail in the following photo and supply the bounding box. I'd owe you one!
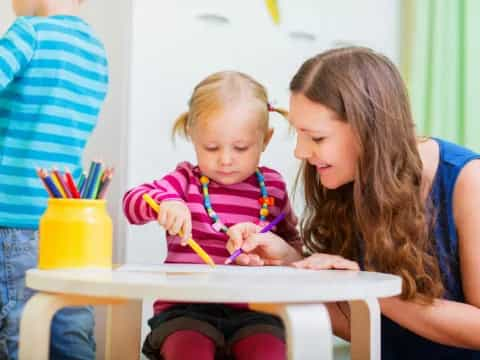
[171,112,190,142]
[267,103,288,118]
[267,103,294,134]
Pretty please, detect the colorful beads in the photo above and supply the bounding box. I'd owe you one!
[201,168,270,233]
[258,196,275,206]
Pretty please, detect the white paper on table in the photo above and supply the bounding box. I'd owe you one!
[115,263,308,275]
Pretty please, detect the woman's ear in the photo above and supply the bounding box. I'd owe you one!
[262,128,274,151]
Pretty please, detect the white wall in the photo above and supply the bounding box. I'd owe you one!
[79,0,133,264]
[0,3,15,32]
[125,0,401,265]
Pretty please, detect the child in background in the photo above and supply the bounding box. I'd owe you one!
[0,0,108,359]
[123,71,300,360]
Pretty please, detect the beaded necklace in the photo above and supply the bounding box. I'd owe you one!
[200,169,273,233]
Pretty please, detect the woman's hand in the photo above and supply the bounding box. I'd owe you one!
[157,200,192,245]
[292,253,360,270]
[226,222,303,266]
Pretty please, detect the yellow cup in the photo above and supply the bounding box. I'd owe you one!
[38,199,113,269]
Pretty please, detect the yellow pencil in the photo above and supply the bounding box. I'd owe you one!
[50,170,67,198]
[142,194,216,267]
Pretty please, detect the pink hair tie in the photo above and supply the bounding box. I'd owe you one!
[267,103,274,112]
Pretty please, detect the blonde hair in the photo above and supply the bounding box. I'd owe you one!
[172,71,286,140]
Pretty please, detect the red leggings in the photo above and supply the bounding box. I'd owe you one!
[160,330,286,360]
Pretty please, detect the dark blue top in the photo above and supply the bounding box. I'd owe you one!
[382,138,480,359]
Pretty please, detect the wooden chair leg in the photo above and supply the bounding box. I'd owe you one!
[349,298,381,360]
[104,300,143,360]
[18,292,126,360]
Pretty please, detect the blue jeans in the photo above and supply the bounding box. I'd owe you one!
[0,228,96,360]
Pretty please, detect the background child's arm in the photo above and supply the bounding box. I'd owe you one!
[0,18,36,91]
[122,162,191,225]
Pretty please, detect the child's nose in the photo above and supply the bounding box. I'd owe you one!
[220,150,233,165]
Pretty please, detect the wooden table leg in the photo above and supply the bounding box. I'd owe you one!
[18,292,127,360]
[104,300,142,360]
[250,303,333,360]
[349,298,380,360]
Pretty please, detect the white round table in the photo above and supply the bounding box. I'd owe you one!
[19,264,401,360]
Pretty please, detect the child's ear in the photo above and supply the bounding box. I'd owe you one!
[262,128,274,151]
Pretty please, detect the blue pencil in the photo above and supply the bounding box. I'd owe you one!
[224,212,286,264]
[80,162,96,198]
[85,162,102,199]
[43,174,63,198]
[78,172,87,195]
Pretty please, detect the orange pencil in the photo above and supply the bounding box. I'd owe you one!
[36,168,54,197]
[37,168,62,198]
[96,173,112,199]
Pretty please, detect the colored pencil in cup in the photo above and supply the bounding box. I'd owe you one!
[64,168,81,198]
[91,168,104,199]
[36,168,54,197]
[52,168,71,198]
[96,168,113,199]
[37,168,62,198]
[80,161,95,198]
[142,193,216,267]
[83,161,102,199]
[50,169,67,198]
[225,212,286,265]
[77,172,86,195]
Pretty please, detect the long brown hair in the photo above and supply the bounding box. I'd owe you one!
[291,47,443,302]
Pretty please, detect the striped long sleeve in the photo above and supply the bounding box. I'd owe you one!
[123,162,301,264]
[0,18,36,90]
[123,162,190,225]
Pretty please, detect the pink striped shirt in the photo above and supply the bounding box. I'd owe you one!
[123,162,301,313]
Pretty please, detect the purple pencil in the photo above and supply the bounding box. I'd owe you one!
[224,212,286,265]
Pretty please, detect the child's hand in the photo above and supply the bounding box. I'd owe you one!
[291,253,360,271]
[226,222,301,266]
[157,200,192,245]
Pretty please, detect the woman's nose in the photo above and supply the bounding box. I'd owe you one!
[294,137,311,160]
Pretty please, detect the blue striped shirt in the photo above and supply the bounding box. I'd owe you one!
[0,15,109,228]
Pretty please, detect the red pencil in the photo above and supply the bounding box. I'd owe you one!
[64,168,81,198]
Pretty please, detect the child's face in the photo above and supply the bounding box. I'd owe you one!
[289,93,360,190]
[190,103,272,185]
[12,0,38,16]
